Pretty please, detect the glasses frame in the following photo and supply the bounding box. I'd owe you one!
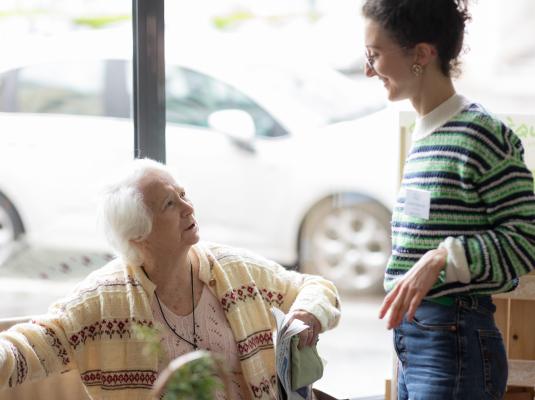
[364,49,376,72]
[364,46,410,74]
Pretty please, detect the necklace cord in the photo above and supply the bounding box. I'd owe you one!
[150,259,198,350]
[190,258,197,349]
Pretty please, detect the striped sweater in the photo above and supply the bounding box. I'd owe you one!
[386,102,535,298]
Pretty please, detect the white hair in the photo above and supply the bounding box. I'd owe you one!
[99,158,172,266]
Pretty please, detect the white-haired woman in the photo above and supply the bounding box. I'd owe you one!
[0,158,341,400]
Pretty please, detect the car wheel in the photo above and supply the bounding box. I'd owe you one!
[0,192,25,263]
[299,194,391,293]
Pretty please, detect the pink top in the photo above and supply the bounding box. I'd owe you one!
[152,285,251,400]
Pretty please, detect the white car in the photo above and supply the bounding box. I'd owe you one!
[0,31,400,292]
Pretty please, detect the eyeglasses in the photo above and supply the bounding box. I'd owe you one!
[364,49,376,73]
[364,46,409,74]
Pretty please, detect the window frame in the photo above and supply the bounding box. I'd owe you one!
[132,0,166,163]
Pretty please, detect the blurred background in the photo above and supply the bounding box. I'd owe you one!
[0,0,534,398]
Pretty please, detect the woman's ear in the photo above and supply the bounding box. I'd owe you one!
[130,237,146,251]
[414,43,438,67]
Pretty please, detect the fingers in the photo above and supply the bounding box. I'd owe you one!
[297,329,308,349]
[406,294,424,322]
[379,282,400,319]
[388,290,424,329]
[387,288,408,329]
[381,279,417,329]
[297,326,316,349]
[286,314,296,327]
[380,248,446,329]
[290,310,321,348]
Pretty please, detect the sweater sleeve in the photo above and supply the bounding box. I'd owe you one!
[460,153,535,289]
[439,236,470,284]
[208,243,341,332]
[258,258,341,333]
[0,315,75,390]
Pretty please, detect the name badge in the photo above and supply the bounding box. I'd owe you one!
[404,188,431,220]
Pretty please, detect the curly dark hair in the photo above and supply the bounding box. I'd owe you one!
[362,0,471,77]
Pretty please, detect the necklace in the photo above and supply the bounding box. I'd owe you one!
[152,259,198,350]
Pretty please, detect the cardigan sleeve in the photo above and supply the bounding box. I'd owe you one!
[252,257,341,333]
[206,243,341,333]
[287,270,341,333]
[0,315,75,390]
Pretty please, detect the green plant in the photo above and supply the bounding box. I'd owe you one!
[0,9,47,19]
[162,356,223,400]
[72,15,130,29]
[212,10,255,30]
[133,324,224,400]
[133,323,164,359]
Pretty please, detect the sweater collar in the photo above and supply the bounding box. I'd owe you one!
[128,261,156,295]
[128,243,213,298]
[412,93,471,142]
[192,242,212,285]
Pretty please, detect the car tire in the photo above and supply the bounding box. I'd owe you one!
[299,194,391,293]
[0,192,25,263]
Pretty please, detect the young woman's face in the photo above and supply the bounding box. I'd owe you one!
[364,19,417,101]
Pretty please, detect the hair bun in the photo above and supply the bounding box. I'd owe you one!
[454,0,471,20]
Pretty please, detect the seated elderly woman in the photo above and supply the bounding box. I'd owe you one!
[0,158,341,400]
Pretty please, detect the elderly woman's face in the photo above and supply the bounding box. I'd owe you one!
[137,170,199,256]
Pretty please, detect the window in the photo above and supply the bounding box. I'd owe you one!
[1,60,129,118]
[166,66,287,138]
[0,70,17,112]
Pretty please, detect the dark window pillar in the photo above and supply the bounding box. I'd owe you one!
[132,0,166,163]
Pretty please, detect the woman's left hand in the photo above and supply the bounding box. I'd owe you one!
[379,247,447,330]
[288,310,321,349]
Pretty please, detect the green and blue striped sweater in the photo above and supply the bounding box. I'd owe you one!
[386,103,535,297]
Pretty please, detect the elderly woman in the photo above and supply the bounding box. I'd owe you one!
[0,158,340,400]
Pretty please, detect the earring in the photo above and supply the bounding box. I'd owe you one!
[411,63,423,76]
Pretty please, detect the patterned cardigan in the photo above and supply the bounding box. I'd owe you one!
[0,241,341,399]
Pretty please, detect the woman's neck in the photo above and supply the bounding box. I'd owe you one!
[143,248,200,302]
[410,74,456,116]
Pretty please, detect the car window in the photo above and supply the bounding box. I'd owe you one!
[0,60,128,118]
[166,66,287,138]
[0,70,17,112]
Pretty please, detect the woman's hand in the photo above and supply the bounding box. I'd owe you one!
[379,248,447,330]
[288,310,321,349]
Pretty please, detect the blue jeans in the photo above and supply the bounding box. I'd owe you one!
[394,296,507,400]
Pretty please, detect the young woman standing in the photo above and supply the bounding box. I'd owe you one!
[362,0,535,398]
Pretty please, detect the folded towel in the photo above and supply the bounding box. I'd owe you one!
[290,335,324,391]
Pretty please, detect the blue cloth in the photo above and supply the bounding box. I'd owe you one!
[394,296,507,400]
